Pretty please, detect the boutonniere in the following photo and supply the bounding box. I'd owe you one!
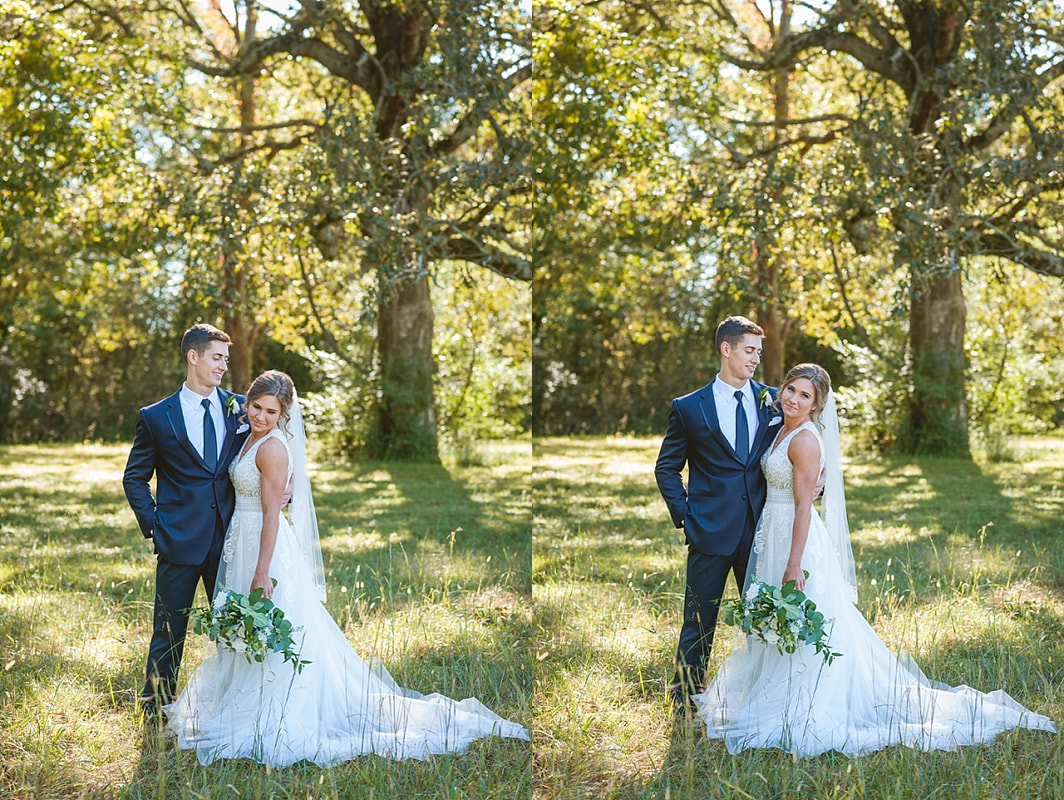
[757,386,772,409]
[225,395,241,417]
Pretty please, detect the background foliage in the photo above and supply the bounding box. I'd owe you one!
[533,0,1064,455]
[0,0,531,458]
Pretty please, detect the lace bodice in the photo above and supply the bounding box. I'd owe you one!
[220,428,295,592]
[229,429,292,505]
[752,420,827,567]
[761,421,824,504]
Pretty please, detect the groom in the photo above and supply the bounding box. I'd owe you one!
[123,323,249,718]
[655,316,782,711]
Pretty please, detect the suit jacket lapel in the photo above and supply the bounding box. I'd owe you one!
[163,390,205,467]
[216,389,241,469]
[750,380,778,455]
[696,383,723,443]
[698,381,747,462]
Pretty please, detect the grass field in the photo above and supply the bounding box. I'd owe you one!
[6,433,1064,798]
[0,441,532,800]
[533,435,1064,800]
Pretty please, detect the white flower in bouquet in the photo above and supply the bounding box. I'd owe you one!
[188,580,311,673]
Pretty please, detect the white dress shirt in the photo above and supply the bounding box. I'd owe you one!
[180,383,225,463]
[712,376,757,453]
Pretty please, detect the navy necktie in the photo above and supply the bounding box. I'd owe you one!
[202,397,218,471]
[734,390,749,462]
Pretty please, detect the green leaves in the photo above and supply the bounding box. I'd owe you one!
[721,573,842,665]
[188,581,311,674]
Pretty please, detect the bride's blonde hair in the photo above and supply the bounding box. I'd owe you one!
[780,363,832,428]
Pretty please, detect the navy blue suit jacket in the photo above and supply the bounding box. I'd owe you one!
[123,388,248,565]
[655,380,781,556]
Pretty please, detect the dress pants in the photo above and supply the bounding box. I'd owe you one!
[671,520,755,703]
[142,520,224,704]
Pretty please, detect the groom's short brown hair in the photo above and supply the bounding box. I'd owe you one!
[180,323,231,362]
[715,316,764,353]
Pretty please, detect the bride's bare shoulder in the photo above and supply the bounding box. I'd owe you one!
[255,434,290,469]
[787,427,821,463]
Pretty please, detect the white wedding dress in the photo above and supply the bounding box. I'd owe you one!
[694,421,1056,757]
[165,429,529,766]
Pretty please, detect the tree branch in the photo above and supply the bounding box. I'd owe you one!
[189,118,321,134]
[428,62,532,159]
[164,0,227,62]
[721,112,857,128]
[185,25,380,97]
[723,27,914,94]
[715,0,772,51]
[715,124,851,165]
[49,0,134,36]
[432,230,531,281]
[963,58,1064,153]
[968,224,1064,277]
[861,4,905,55]
[829,244,901,369]
[177,126,320,174]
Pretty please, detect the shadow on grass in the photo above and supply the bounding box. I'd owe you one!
[0,591,148,711]
[310,457,531,608]
[0,442,531,609]
[544,622,1061,800]
[117,624,533,800]
[537,438,1064,623]
[0,443,532,800]
[844,454,1064,613]
[534,436,1064,799]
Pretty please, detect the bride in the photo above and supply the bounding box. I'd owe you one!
[694,363,1056,756]
[165,370,529,766]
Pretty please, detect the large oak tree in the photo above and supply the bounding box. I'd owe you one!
[141,0,532,460]
[706,0,1064,454]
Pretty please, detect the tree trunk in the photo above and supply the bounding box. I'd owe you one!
[374,273,438,462]
[907,269,969,456]
[222,22,259,395]
[753,225,785,386]
[756,299,784,388]
[224,298,255,394]
[753,1,791,389]
[902,6,970,458]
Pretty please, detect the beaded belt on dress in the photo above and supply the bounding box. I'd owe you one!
[234,496,262,511]
[765,487,793,503]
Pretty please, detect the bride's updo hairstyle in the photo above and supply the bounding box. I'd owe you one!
[246,370,296,434]
[779,363,832,428]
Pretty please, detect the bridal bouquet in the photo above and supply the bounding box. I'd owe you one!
[721,573,841,665]
[188,581,310,673]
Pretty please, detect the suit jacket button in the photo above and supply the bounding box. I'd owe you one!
[741,495,748,501]
[210,503,217,509]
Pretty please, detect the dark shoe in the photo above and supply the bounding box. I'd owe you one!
[669,689,699,717]
[139,699,167,727]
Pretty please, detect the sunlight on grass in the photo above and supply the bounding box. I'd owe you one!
[853,521,923,547]
[534,435,1064,800]
[0,442,531,800]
